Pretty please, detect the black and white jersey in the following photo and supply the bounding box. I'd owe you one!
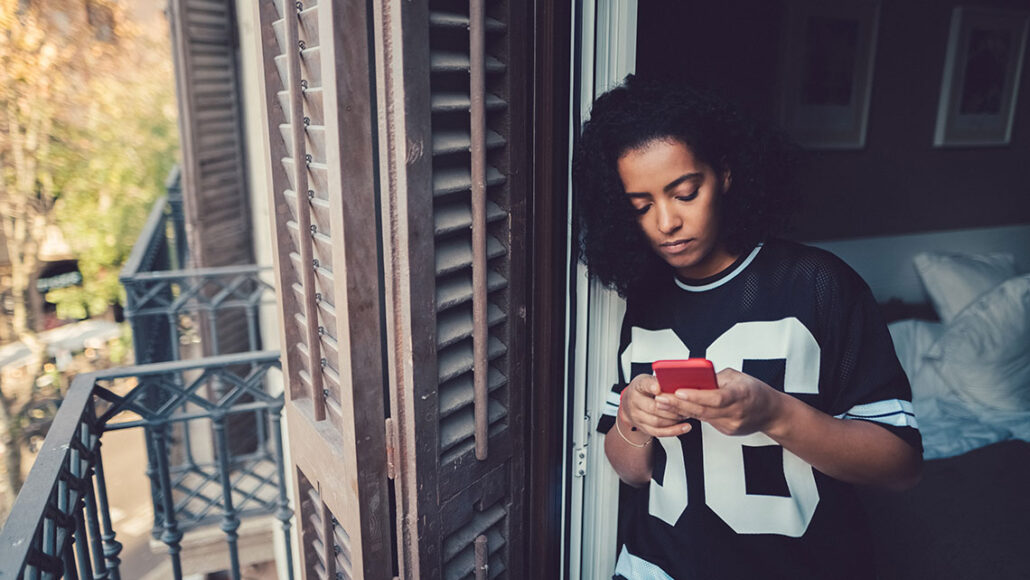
[597,239,921,580]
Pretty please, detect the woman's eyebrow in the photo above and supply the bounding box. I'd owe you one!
[624,172,703,197]
[663,172,703,193]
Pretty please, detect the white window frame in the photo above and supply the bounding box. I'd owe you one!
[562,2,638,578]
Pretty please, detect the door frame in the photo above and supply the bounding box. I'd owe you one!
[525,0,573,577]
[562,1,638,578]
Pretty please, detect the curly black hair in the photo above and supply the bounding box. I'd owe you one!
[572,75,798,296]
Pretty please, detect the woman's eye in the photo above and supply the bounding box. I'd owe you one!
[633,204,651,216]
[676,189,699,202]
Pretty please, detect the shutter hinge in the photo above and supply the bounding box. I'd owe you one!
[573,412,591,478]
[573,445,588,478]
[385,417,397,480]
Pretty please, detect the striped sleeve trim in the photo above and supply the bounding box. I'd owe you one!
[597,385,624,434]
[836,399,918,429]
[603,390,621,417]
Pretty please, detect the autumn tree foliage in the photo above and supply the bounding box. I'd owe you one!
[0,0,178,521]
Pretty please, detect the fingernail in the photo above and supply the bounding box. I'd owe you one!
[682,424,691,433]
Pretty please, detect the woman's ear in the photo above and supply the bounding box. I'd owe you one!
[721,167,732,193]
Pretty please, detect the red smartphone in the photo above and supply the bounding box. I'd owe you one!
[652,359,718,393]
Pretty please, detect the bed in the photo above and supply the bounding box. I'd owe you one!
[814,226,1030,579]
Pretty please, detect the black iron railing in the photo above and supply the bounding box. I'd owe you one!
[0,166,292,579]
[121,263,275,364]
[0,352,294,579]
[120,171,275,365]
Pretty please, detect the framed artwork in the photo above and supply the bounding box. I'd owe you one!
[780,0,881,150]
[934,7,1029,147]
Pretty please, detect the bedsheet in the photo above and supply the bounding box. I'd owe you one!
[889,319,1030,459]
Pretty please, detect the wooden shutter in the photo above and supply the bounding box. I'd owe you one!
[378,0,529,577]
[168,0,259,457]
[256,1,391,578]
[169,0,254,270]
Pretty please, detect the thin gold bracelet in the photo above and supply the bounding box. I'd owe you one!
[615,413,652,448]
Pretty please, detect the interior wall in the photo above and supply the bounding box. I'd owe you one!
[635,0,1030,241]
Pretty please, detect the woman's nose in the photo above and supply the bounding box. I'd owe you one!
[656,203,682,234]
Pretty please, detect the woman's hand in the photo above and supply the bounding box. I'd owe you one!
[655,368,785,436]
[653,368,922,489]
[605,373,692,486]
[620,374,693,438]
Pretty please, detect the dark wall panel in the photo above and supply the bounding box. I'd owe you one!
[635,0,1030,241]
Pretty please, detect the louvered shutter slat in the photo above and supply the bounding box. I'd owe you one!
[284,222,334,277]
[272,55,289,92]
[439,401,507,455]
[187,0,226,11]
[276,87,325,126]
[436,303,506,349]
[286,252,335,296]
[436,270,508,312]
[438,367,507,419]
[434,236,506,277]
[428,11,506,32]
[431,92,507,114]
[430,51,506,74]
[290,283,338,332]
[192,53,231,68]
[280,158,329,193]
[437,337,508,384]
[443,532,507,580]
[299,46,322,86]
[279,124,327,163]
[441,507,506,564]
[298,5,320,43]
[434,200,506,237]
[433,166,506,197]
[432,129,506,156]
[283,190,332,237]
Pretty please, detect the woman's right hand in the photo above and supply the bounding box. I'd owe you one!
[619,374,693,438]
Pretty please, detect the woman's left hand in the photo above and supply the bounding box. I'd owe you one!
[654,368,786,436]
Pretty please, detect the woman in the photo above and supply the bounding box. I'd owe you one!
[573,76,922,579]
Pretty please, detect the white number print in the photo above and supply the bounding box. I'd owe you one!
[632,318,822,535]
[618,328,693,526]
[650,436,688,526]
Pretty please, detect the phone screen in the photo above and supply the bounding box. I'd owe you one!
[653,359,718,392]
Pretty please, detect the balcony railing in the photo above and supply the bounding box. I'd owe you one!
[0,352,294,579]
[0,166,291,578]
[120,169,275,365]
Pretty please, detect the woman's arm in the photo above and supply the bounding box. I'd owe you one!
[662,368,922,490]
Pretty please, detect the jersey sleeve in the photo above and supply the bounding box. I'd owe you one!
[596,303,635,434]
[817,263,922,452]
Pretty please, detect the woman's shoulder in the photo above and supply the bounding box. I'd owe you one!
[759,238,870,295]
[763,239,860,275]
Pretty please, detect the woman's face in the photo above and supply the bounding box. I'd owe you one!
[617,138,737,280]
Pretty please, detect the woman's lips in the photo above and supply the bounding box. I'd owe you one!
[659,239,692,255]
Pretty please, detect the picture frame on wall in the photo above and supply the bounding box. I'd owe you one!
[780,0,880,150]
[934,7,1029,147]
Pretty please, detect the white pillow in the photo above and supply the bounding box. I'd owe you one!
[887,319,946,381]
[913,251,1016,324]
[925,274,1030,414]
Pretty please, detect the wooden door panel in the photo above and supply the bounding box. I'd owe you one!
[377,0,530,577]
[256,0,391,577]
